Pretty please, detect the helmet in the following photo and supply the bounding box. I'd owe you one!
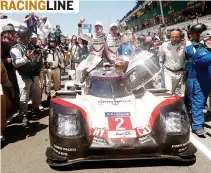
[190,23,207,33]
[200,29,211,42]
[18,26,32,39]
[95,21,103,27]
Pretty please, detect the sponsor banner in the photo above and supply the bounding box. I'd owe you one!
[105,112,131,117]
[108,130,137,139]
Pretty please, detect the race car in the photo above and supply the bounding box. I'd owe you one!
[46,50,197,167]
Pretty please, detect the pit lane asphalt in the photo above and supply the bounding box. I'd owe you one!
[1,72,211,173]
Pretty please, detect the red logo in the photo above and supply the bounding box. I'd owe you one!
[92,128,107,138]
[136,126,151,137]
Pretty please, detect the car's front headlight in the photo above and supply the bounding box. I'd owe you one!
[164,108,189,135]
[56,114,81,137]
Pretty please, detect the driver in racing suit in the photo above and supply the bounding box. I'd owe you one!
[75,18,106,85]
[104,23,129,72]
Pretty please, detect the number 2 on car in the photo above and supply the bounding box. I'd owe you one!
[107,117,132,131]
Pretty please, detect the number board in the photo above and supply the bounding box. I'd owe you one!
[105,112,132,131]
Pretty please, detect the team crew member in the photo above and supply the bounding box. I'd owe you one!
[159,29,186,94]
[76,18,106,84]
[186,30,211,135]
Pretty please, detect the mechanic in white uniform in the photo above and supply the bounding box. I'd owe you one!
[159,29,186,94]
[75,18,106,85]
[105,23,129,72]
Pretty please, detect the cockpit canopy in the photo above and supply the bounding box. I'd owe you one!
[87,68,131,98]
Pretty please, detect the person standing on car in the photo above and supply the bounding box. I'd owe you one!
[105,23,129,72]
[44,34,64,102]
[159,29,186,94]
[76,18,106,85]
[185,29,211,136]
[104,23,121,63]
[10,27,42,126]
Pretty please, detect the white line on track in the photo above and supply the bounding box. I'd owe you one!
[190,134,211,161]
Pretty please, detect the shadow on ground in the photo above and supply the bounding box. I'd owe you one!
[1,122,48,149]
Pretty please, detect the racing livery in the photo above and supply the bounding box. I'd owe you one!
[46,50,197,167]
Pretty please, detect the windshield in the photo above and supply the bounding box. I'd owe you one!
[88,77,132,98]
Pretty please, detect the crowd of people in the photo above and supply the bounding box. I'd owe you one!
[134,23,211,136]
[1,14,211,145]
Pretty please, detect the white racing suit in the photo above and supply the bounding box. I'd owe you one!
[75,26,106,85]
[10,45,41,117]
[159,41,186,94]
[104,33,121,62]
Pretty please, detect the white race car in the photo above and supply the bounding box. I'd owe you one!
[46,51,196,167]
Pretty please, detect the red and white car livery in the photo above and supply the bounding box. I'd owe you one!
[46,51,196,167]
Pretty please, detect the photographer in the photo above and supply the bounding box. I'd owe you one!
[68,35,83,59]
[43,33,64,103]
[10,27,42,126]
[68,35,83,69]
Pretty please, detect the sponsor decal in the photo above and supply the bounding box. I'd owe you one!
[171,141,189,149]
[108,130,137,138]
[136,126,151,137]
[178,146,188,153]
[107,117,132,131]
[92,128,106,138]
[93,137,108,145]
[138,135,154,144]
[106,112,132,131]
[52,148,68,156]
[53,144,77,152]
[105,112,131,117]
[98,100,131,105]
